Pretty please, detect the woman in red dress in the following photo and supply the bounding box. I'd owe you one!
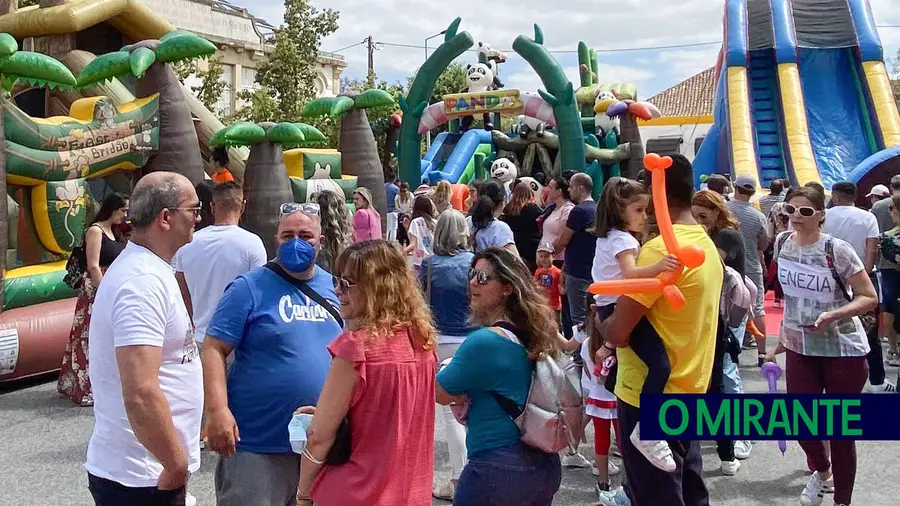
[296,239,437,506]
[57,193,128,406]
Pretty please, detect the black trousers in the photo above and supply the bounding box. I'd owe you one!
[865,273,886,385]
[88,474,186,506]
[618,402,710,506]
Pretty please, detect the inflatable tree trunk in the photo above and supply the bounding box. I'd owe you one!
[210,121,323,257]
[133,41,204,185]
[340,107,386,226]
[302,90,395,231]
[242,141,292,257]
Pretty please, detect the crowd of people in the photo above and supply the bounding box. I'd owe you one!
[59,153,899,506]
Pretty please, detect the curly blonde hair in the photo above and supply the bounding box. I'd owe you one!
[432,180,452,212]
[312,190,354,272]
[335,240,437,350]
[472,248,560,360]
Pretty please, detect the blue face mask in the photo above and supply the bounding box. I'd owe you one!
[279,238,316,272]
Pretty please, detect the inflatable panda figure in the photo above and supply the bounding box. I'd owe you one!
[461,61,504,132]
[517,115,546,138]
[516,176,544,204]
[490,157,518,195]
[594,90,620,136]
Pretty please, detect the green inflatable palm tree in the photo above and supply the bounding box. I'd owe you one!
[210,121,326,257]
[75,30,216,185]
[302,89,394,227]
[0,33,78,309]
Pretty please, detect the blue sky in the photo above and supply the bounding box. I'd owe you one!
[248,0,900,99]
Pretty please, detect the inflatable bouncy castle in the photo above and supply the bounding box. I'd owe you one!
[694,0,900,195]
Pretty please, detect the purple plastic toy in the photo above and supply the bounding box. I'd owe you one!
[760,362,787,455]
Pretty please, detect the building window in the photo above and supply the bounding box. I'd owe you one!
[646,138,681,156]
[694,136,706,156]
[218,64,234,116]
[241,67,259,92]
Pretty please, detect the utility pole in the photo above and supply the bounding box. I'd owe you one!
[366,35,374,78]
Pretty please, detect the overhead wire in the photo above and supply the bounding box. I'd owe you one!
[329,24,900,56]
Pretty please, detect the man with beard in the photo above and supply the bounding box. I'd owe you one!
[202,202,343,505]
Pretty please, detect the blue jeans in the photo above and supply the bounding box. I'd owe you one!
[565,274,592,327]
[454,443,561,506]
[724,318,746,394]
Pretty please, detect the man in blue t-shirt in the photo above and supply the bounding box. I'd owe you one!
[202,206,342,506]
[555,173,597,326]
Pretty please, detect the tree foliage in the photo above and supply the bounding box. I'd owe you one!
[174,56,228,116]
[407,62,467,103]
[339,74,404,165]
[18,0,39,7]
[255,0,339,122]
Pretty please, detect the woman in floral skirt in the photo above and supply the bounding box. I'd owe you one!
[57,192,128,406]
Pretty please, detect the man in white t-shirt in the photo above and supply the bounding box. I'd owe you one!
[824,182,879,273]
[86,172,203,505]
[174,181,267,347]
[823,181,894,392]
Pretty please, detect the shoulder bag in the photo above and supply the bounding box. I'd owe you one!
[264,262,351,465]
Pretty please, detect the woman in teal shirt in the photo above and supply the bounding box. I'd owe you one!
[436,248,562,506]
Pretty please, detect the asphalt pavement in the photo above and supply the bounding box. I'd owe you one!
[1,347,898,506]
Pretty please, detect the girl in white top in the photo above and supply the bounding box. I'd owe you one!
[575,302,620,499]
[403,195,437,273]
[590,177,682,473]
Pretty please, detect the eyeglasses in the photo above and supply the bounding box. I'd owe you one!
[468,268,496,286]
[783,204,817,218]
[168,206,202,217]
[280,202,320,216]
[333,276,356,293]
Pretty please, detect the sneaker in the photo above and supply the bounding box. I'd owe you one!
[432,481,455,500]
[870,381,897,393]
[186,493,197,506]
[598,486,632,506]
[560,451,592,468]
[742,337,757,350]
[592,461,621,476]
[886,352,900,367]
[800,471,831,505]
[629,423,676,473]
[721,459,741,476]
[734,440,752,460]
[758,354,766,367]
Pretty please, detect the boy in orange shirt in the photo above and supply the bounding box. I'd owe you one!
[534,242,563,327]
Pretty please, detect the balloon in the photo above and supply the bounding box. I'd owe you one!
[679,245,706,269]
[661,285,685,310]
[607,101,629,118]
[760,362,787,455]
[589,278,664,295]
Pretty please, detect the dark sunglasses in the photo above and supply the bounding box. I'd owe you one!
[468,268,497,286]
[783,204,817,218]
[333,276,356,293]
[280,202,320,216]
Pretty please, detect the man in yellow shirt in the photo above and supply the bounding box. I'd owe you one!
[598,154,723,506]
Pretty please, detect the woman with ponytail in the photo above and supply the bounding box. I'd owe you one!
[467,179,518,256]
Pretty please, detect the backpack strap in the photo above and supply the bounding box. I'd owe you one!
[425,256,433,304]
[776,231,791,256]
[824,236,851,302]
[489,321,527,418]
